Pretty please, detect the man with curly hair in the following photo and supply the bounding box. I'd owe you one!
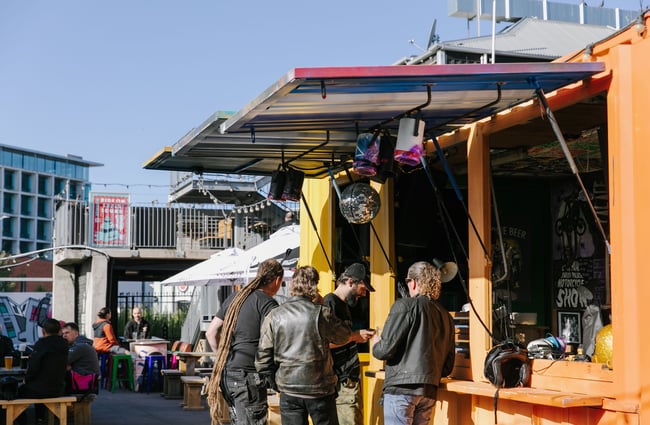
[372,261,456,425]
[256,266,351,425]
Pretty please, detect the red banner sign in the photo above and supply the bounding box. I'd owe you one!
[91,193,130,247]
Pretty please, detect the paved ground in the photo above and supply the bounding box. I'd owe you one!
[91,386,212,425]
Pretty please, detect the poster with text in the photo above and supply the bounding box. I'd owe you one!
[551,175,609,342]
[91,193,130,247]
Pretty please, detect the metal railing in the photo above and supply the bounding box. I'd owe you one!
[53,199,234,251]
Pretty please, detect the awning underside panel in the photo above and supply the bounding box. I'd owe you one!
[144,63,604,176]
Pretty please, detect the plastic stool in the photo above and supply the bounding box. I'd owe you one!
[98,353,110,389]
[108,354,134,392]
[146,354,167,394]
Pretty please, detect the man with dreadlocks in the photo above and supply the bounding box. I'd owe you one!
[255,265,351,425]
[205,258,284,425]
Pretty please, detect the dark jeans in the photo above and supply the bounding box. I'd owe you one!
[222,368,268,425]
[279,392,339,425]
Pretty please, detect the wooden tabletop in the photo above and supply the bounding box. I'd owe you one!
[0,367,26,375]
[174,351,215,358]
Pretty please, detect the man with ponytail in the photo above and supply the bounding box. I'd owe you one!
[205,258,284,425]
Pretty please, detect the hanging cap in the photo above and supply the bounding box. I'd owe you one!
[343,263,375,292]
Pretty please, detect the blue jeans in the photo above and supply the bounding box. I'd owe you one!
[383,393,436,425]
[223,369,268,425]
[280,392,339,425]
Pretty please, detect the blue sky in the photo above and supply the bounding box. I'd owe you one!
[0,1,644,203]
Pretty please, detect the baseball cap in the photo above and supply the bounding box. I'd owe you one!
[344,263,375,292]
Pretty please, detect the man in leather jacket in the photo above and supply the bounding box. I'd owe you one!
[372,261,455,425]
[256,265,351,425]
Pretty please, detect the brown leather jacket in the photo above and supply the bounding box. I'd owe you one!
[255,296,351,397]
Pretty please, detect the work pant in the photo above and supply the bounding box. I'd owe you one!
[335,378,362,425]
[382,393,436,425]
[222,368,268,425]
[279,392,339,425]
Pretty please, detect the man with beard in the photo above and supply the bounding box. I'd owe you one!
[323,263,376,425]
[62,322,100,394]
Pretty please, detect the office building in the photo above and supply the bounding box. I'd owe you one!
[0,144,101,256]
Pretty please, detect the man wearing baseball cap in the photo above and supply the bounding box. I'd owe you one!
[323,262,376,425]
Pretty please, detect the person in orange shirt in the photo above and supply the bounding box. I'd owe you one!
[92,307,129,354]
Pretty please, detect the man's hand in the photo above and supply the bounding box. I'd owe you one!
[351,329,376,343]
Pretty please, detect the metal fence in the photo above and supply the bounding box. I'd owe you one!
[54,200,234,250]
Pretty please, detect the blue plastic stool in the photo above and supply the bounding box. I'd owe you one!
[98,353,110,389]
[146,354,166,394]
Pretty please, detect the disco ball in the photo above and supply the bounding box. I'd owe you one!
[339,183,381,224]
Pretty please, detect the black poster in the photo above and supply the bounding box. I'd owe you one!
[551,175,609,340]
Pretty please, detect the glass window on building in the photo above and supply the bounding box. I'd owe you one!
[22,154,35,171]
[38,175,51,195]
[21,173,34,193]
[10,151,22,169]
[37,219,49,240]
[55,161,71,178]
[0,149,10,166]
[19,241,33,254]
[45,159,55,174]
[2,217,14,237]
[20,218,32,239]
[3,170,15,190]
[37,242,52,259]
[72,163,89,181]
[3,194,15,214]
[37,198,51,218]
[1,240,14,254]
[20,196,33,216]
[54,178,66,197]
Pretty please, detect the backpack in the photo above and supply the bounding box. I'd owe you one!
[70,370,99,398]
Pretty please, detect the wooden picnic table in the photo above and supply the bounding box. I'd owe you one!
[173,351,215,376]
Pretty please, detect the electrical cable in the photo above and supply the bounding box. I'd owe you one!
[419,156,494,341]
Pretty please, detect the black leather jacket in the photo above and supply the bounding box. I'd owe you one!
[255,296,351,397]
[372,295,455,391]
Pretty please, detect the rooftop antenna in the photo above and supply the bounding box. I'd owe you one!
[408,39,426,52]
[427,18,440,48]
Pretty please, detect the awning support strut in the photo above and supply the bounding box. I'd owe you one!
[534,86,611,254]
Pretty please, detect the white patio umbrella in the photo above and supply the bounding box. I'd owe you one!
[213,224,300,286]
[161,247,244,286]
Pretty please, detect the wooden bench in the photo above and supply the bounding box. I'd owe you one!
[161,369,183,399]
[180,376,206,411]
[195,367,213,375]
[0,396,77,425]
[70,394,97,424]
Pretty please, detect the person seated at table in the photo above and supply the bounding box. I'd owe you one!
[123,306,151,340]
[0,322,16,362]
[92,307,130,354]
[62,322,100,394]
[16,318,68,424]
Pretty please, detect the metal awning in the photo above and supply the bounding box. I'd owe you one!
[144,62,604,177]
